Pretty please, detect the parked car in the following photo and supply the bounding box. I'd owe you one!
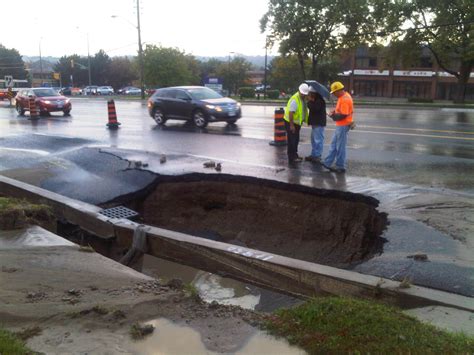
[119,86,141,95]
[83,86,99,95]
[97,86,114,95]
[147,86,241,128]
[255,85,271,93]
[146,88,159,96]
[15,88,72,116]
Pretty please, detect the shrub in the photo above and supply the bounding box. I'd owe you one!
[407,97,434,103]
[267,90,280,99]
[238,87,255,99]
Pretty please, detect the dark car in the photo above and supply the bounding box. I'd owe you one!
[147,86,241,128]
[15,88,72,116]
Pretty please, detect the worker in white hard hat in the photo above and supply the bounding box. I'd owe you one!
[322,81,354,173]
[283,83,309,163]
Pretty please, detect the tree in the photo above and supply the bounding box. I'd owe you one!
[54,55,89,86]
[0,45,28,82]
[268,55,310,93]
[90,50,111,85]
[373,0,474,103]
[216,57,252,95]
[106,57,137,90]
[261,0,375,82]
[142,45,200,87]
[199,58,224,83]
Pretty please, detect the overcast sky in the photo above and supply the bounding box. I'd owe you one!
[3,0,278,59]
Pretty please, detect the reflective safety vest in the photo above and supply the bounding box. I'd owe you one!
[284,92,308,125]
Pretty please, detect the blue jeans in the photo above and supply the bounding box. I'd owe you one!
[311,125,325,158]
[324,125,350,169]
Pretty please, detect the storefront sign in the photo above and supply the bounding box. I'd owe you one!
[353,69,389,76]
[393,70,435,77]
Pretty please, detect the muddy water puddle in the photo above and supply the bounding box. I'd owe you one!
[142,255,302,312]
[131,318,304,355]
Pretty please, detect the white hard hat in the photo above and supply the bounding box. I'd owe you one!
[298,83,309,95]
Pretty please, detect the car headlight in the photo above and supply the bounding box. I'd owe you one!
[205,104,216,110]
[65,99,70,103]
[43,100,51,104]
[236,102,241,107]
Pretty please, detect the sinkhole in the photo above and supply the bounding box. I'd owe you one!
[115,174,389,267]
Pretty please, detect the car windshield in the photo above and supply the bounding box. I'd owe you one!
[33,89,59,97]
[187,88,222,100]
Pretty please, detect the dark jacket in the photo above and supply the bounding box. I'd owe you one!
[307,94,326,126]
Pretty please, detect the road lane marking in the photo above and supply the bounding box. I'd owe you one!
[355,124,474,135]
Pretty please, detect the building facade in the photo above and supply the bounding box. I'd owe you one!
[338,47,474,100]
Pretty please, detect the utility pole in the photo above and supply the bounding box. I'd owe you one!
[87,33,92,86]
[39,38,44,87]
[136,0,145,100]
[264,37,268,100]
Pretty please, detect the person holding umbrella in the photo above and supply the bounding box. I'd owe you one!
[322,81,354,173]
[305,87,327,163]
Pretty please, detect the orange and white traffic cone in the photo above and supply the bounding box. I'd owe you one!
[269,108,287,146]
[28,95,39,119]
[106,99,121,128]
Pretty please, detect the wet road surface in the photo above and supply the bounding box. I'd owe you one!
[1,98,473,192]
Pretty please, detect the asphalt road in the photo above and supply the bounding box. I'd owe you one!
[1,98,473,192]
[0,98,473,296]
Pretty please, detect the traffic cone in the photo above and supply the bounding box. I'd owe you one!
[106,99,121,128]
[28,95,39,119]
[269,108,287,146]
[7,88,14,106]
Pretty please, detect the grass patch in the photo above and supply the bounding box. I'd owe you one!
[184,283,200,300]
[263,297,474,354]
[0,328,32,354]
[15,326,42,341]
[130,323,154,340]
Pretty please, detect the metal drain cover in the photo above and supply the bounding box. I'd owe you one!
[99,206,139,220]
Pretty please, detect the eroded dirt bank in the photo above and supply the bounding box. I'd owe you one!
[125,174,388,267]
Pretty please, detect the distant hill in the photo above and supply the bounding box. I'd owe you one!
[23,56,59,64]
[22,55,275,69]
[197,55,275,69]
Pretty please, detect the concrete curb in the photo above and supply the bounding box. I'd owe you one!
[0,174,472,312]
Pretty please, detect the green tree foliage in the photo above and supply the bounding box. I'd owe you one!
[261,0,375,81]
[54,55,88,86]
[373,0,474,102]
[268,55,310,93]
[199,58,224,83]
[142,45,200,87]
[90,50,111,85]
[106,57,137,90]
[216,57,252,95]
[0,45,28,83]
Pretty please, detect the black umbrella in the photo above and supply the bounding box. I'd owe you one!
[305,80,330,100]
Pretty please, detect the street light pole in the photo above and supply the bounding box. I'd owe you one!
[227,51,234,96]
[136,0,145,100]
[112,3,145,100]
[76,27,92,85]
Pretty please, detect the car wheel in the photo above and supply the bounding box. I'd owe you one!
[63,109,71,116]
[193,109,208,128]
[153,107,167,125]
[16,104,25,116]
[227,119,237,125]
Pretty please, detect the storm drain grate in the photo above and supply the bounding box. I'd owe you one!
[99,206,139,220]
